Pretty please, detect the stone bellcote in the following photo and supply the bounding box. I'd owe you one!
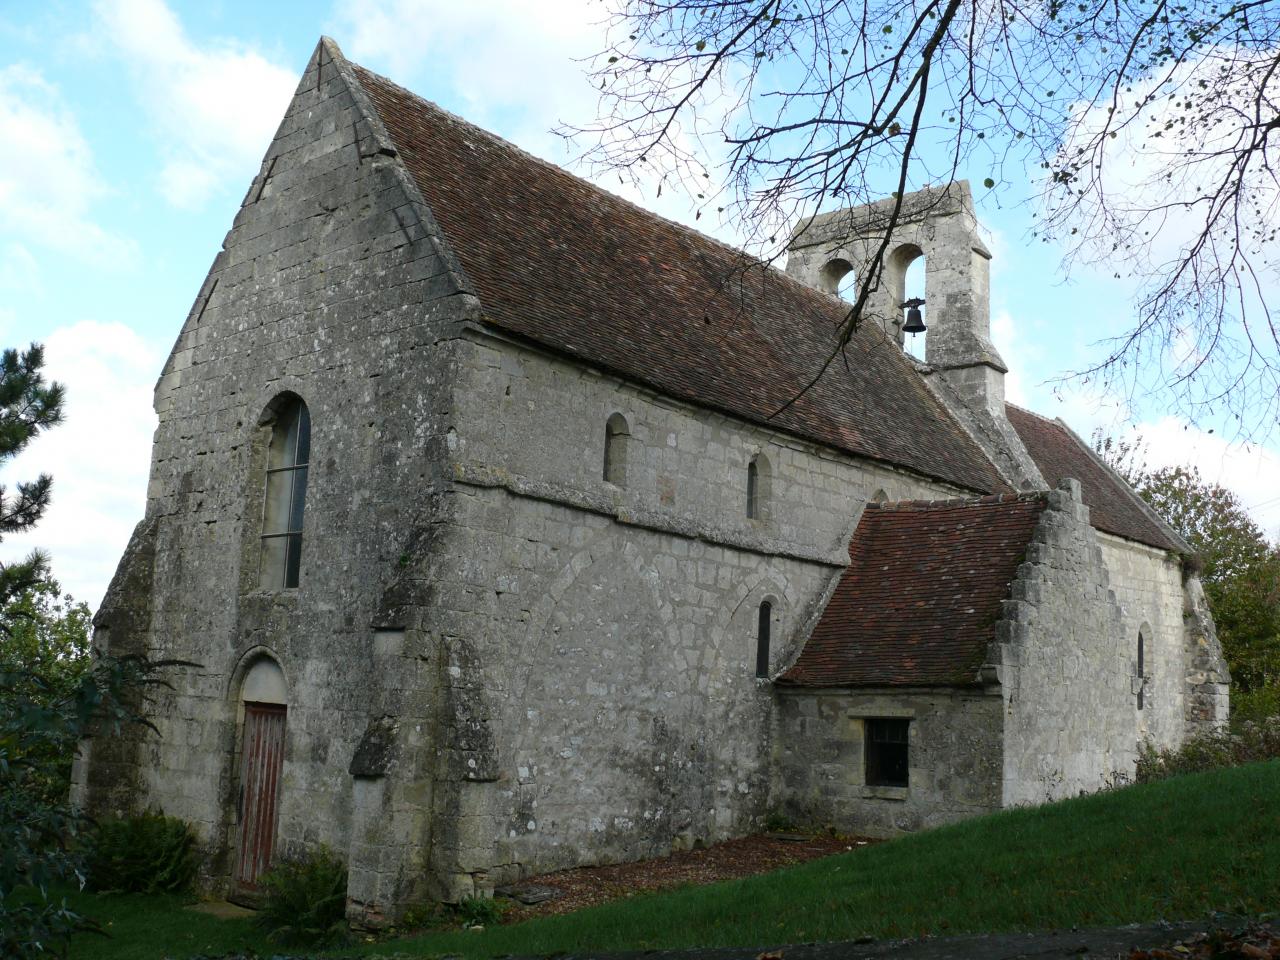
[785,182,1044,490]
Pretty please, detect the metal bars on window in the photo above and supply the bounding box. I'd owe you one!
[260,401,310,590]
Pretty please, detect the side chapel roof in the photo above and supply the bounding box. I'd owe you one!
[348,60,1005,495]
[1005,404,1185,553]
[777,494,1047,688]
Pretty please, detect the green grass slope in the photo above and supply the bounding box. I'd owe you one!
[356,761,1280,958]
[61,761,1280,959]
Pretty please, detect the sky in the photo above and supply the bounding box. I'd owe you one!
[1,0,1278,608]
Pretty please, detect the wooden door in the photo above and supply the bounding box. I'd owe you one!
[234,702,287,893]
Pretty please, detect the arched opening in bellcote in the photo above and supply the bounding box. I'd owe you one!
[888,244,927,360]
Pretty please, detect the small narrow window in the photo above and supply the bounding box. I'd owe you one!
[866,719,909,787]
[604,413,629,486]
[746,453,771,520]
[261,397,310,590]
[1137,629,1146,711]
[755,601,772,678]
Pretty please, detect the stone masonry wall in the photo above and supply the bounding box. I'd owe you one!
[78,41,473,920]
[998,481,1137,804]
[773,689,1003,836]
[1095,533,1189,751]
[424,330,976,890]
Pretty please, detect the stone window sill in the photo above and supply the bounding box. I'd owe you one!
[860,785,909,801]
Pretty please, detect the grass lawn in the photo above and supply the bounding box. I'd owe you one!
[64,761,1280,959]
[56,889,273,960]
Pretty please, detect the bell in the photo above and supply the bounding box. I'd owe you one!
[901,298,926,334]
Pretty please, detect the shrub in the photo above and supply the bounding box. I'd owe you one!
[1231,685,1280,728]
[455,895,505,928]
[1136,718,1280,783]
[86,812,198,894]
[257,846,348,947]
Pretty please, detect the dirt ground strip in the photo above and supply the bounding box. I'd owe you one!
[496,832,877,921]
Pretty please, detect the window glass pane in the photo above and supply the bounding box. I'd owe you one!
[260,536,287,591]
[288,466,308,534]
[866,719,910,787]
[263,470,293,535]
[294,405,311,466]
[268,405,300,469]
[284,533,303,589]
[747,462,758,518]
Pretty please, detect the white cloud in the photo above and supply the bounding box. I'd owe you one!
[0,322,160,608]
[94,0,297,208]
[0,66,134,266]
[1122,417,1280,543]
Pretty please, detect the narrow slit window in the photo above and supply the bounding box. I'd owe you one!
[755,601,772,678]
[865,719,909,787]
[747,453,770,520]
[1137,630,1146,711]
[604,413,629,486]
[260,398,310,590]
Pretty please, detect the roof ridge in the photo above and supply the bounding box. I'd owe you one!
[346,59,881,324]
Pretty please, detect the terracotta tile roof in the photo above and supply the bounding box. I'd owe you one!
[1005,405,1183,553]
[351,63,1006,494]
[777,494,1046,687]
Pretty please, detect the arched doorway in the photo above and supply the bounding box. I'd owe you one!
[233,657,287,898]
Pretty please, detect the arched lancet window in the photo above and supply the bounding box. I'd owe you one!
[747,453,771,520]
[871,488,889,504]
[755,601,772,678]
[1137,626,1148,711]
[260,396,310,590]
[604,413,629,486]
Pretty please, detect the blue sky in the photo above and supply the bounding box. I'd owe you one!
[2,0,1278,606]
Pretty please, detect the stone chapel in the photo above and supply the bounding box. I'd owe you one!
[72,37,1230,922]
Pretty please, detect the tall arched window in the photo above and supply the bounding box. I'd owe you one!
[747,453,771,520]
[260,397,310,590]
[604,413,629,486]
[755,601,772,678]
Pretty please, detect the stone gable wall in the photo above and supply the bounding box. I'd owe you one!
[79,43,472,919]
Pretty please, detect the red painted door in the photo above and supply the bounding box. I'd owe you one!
[235,702,286,891]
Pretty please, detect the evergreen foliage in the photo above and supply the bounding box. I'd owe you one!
[0,344,65,610]
[256,847,349,947]
[85,813,197,895]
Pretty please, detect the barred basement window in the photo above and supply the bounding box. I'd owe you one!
[755,601,772,678]
[260,397,310,590]
[865,718,909,787]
